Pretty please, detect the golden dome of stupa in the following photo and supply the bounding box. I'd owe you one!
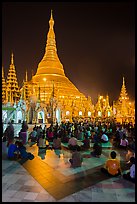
[32,10,86,100]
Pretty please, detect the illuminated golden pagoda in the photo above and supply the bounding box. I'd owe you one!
[113,77,135,124]
[2,66,6,103]
[4,53,20,105]
[23,11,94,123]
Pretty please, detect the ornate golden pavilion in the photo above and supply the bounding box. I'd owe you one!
[21,11,94,123]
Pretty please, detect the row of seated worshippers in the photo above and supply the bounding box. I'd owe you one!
[69,147,135,184]
[7,138,135,183]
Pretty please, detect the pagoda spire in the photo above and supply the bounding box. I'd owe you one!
[35,10,65,78]
[6,52,20,103]
[2,66,6,103]
[21,80,25,100]
[11,52,14,64]
[119,76,129,101]
[106,94,110,107]
[25,70,28,82]
[123,76,125,86]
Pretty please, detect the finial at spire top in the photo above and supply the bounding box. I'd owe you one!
[25,70,28,82]
[11,52,14,64]
[123,76,125,86]
[51,9,53,19]
[49,9,54,28]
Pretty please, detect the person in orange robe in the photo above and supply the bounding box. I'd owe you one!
[101,151,121,176]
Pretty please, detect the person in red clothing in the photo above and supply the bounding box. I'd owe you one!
[101,151,121,176]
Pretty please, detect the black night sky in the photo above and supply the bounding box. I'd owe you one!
[2,2,135,105]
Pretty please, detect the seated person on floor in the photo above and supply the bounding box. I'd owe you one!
[28,127,37,143]
[101,132,109,143]
[128,137,135,152]
[38,132,46,149]
[77,129,84,140]
[8,140,20,159]
[112,128,120,147]
[126,147,135,163]
[91,131,100,143]
[91,142,102,158]
[47,128,54,142]
[17,141,34,160]
[68,134,79,150]
[101,151,121,176]
[81,135,90,150]
[123,156,135,183]
[52,135,61,149]
[69,146,83,168]
[119,133,128,149]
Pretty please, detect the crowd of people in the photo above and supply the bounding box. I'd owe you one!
[2,119,135,183]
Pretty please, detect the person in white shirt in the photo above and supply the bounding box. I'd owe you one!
[101,133,109,143]
[123,157,135,183]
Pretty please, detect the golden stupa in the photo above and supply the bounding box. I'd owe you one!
[23,10,94,123]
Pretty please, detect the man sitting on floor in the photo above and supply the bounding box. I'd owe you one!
[101,151,121,176]
[91,142,102,158]
[123,156,135,183]
[68,134,79,150]
[69,146,83,168]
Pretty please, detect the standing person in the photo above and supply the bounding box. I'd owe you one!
[4,121,14,147]
[123,157,135,183]
[19,120,29,144]
[21,120,28,132]
[101,151,121,176]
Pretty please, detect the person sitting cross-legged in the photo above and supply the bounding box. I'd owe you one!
[123,156,135,183]
[8,140,20,160]
[17,141,34,160]
[80,134,90,150]
[119,133,128,150]
[52,135,61,150]
[38,132,46,149]
[101,132,109,143]
[68,134,79,150]
[101,151,121,176]
[69,146,83,168]
[91,142,102,158]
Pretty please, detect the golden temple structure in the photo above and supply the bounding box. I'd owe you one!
[2,11,135,125]
[21,11,94,123]
[94,95,113,119]
[2,53,20,105]
[113,77,135,124]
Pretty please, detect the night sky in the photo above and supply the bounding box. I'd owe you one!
[2,2,135,105]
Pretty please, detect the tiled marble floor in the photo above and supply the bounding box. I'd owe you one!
[2,140,135,202]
